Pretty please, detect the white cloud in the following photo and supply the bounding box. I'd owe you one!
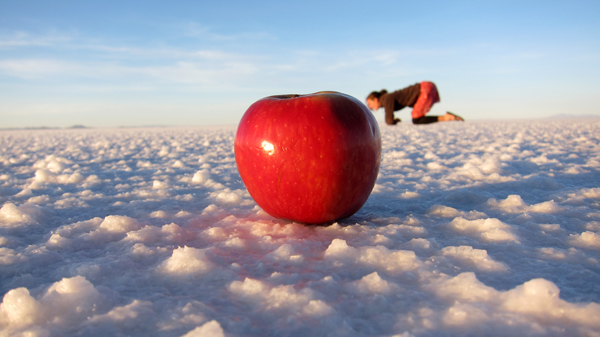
[183,22,276,42]
[0,57,260,87]
[0,31,72,48]
[0,59,74,78]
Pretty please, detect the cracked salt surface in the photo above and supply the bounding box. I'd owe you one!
[1,119,599,336]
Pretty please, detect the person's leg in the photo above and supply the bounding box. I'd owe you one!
[411,81,440,120]
[438,112,464,121]
[412,116,440,124]
[412,82,463,123]
[413,113,464,124]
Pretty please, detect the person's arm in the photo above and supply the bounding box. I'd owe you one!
[382,94,401,125]
[385,111,399,125]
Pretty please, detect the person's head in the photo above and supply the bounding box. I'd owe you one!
[366,90,387,110]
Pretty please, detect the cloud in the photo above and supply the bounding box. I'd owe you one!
[0,31,72,48]
[0,57,260,87]
[0,28,268,87]
[0,59,77,78]
[0,30,479,88]
[183,22,276,42]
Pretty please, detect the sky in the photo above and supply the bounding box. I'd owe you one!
[1,0,599,128]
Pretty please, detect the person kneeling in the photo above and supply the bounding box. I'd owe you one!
[366,81,464,125]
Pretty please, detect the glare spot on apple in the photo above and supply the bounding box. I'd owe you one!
[261,140,275,155]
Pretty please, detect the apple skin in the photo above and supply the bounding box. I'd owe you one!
[234,91,382,224]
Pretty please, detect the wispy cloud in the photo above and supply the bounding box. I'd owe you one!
[0,29,258,63]
[0,28,265,87]
[0,59,75,78]
[183,22,276,42]
[0,30,553,101]
[0,58,261,90]
[0,31,73,48]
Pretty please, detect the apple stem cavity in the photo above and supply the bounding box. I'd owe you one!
[268,94,301,100]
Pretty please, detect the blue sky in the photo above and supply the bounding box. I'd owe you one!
[1,0,599,128]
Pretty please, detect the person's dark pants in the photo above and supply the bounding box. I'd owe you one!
[412,116,439,124]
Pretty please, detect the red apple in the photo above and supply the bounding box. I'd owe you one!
[234,91,381,224]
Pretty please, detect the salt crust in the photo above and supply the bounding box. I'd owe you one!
[1,121,599,336]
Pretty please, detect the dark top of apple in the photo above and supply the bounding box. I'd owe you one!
[266,92,344,100]
[267,94,301,99]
